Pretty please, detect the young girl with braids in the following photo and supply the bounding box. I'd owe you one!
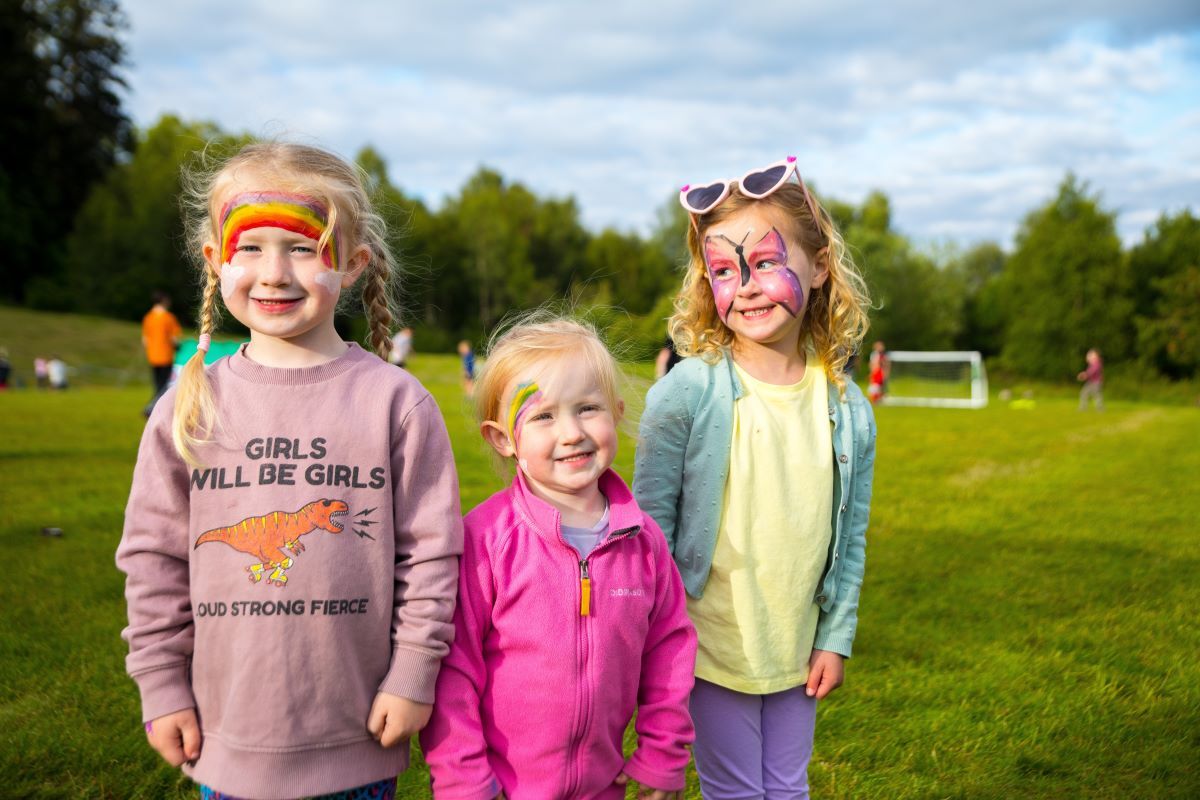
[116,142,463,800]
[634,157,876,798]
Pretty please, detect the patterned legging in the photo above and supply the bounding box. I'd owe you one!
[199,777,396,800]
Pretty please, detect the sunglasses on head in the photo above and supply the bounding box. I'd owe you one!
[679,156,818,220]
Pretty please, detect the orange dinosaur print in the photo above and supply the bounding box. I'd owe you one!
[194,499,349,587]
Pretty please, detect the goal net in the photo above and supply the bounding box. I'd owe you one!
[881,351,988,409]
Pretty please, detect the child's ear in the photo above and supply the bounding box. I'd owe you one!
[480,421,515,459]
[811,246,831,289]
[615,398,626,422]
[340,244,371,288]
[202,241,221,272]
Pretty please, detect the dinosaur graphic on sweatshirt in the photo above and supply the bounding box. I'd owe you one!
[194,499,349,587]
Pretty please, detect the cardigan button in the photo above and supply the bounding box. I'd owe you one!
[839,454,848,463]
[816,594,828,604]
[840,504,847,513]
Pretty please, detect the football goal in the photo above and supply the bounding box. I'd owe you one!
[881,351,988,409]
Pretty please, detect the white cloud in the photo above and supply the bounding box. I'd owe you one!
[118,1,1200,246]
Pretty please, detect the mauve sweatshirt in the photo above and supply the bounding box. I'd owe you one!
[116,343,463,799]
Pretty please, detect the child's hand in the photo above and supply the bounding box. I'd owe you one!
[614,772,683,800]
[366,692,432,748]
[806,649,845,700]
[145,708,201,766]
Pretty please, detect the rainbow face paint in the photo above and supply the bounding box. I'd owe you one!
[219,192,338,270]
[506,381,543,443]
[703,227,805,322]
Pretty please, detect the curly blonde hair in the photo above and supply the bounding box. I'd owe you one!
[668,182,870,395]
[173,141,399,466]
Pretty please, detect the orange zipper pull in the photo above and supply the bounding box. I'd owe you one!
[580,560,591,616]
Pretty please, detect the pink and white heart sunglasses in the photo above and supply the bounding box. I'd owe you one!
[679,156,818,220]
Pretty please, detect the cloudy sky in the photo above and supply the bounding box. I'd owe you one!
[120,0,1199,247]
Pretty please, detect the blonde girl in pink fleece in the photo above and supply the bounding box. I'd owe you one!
[117,142,462,800]
[421,316,697,800]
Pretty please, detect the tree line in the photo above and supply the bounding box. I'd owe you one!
[3,2,1196,381]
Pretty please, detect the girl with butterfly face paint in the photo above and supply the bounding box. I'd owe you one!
[634,158,876,800]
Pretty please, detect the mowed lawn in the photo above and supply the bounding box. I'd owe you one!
[1,354,1198,799]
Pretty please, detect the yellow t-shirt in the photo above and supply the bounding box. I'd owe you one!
[689,359,833,693]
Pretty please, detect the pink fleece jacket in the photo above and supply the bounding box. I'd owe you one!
[420,469,697,800]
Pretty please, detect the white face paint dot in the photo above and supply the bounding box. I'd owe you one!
[313,270,341,294]
[220,264,246,300]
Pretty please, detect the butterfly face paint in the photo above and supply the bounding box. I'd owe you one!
[506,381,543,444]
[703,227,806,322]
[219,192,339,271]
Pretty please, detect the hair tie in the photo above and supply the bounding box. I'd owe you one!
[197,334,211,353]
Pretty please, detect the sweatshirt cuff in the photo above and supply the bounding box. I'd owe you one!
[132,663,195,723]
[622,753,687,793]
[378,646,442,704]
[812,630,854,658]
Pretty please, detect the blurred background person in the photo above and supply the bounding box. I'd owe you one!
[655,335,682,380]
[142,291,182,415]
[1077,348,1104,411]
[389,326,413,368]
[48,355,68,390]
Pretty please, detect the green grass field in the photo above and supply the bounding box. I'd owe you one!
[2,335,1199,797]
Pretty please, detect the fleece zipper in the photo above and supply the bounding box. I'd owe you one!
[562,525,639,797]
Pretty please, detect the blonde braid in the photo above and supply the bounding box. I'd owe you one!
[361,255,395,360]
[172,266,221,467]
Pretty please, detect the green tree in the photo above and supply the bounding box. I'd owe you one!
[40,115,243,321]
[947,241,1007,355]
[1131,211,1200,377]
[844,191,962,351]
[1,0,131,303]
[441,169,548,330]
[354,145,449,332]
[1000,174,1130,379]
[582,228,673,316]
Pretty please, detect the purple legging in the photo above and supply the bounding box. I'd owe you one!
[690,678,817,800]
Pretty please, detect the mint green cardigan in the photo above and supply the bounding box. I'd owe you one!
[633,352,876,658]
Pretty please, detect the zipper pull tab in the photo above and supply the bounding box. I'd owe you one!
[579,559,591,616]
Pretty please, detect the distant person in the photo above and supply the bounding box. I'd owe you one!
[0,348,10,391]
[1077,348,1104,411]
[388,326,413,368]
[868,340,889,405]
[655,335,683,379]
[142,291,182,414]
[458,339,476,395]
[636,156,876,799]
[34,356,49,390]
[422,317,696,800]
[47,355,68,390]
[844,349,860,377]
[115,142,462,800]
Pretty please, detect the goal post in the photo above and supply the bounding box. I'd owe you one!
[881,350,988,409]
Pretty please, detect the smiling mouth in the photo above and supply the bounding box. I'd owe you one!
[557,452,594,464]
[740,307,774,318]
[252,298,302,312]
